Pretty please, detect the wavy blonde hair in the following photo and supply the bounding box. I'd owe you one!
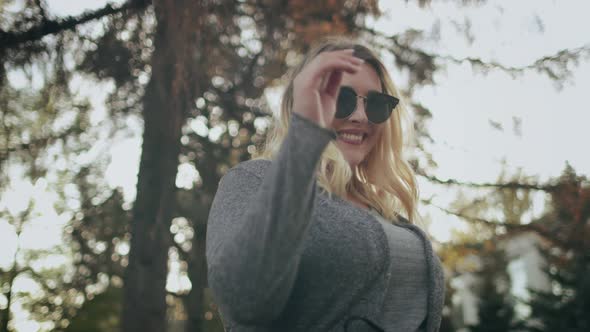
[254,37,419,223]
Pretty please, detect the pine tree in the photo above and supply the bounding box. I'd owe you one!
[525,165,590,332]
[468,244,516,332]
[525,248,590,332]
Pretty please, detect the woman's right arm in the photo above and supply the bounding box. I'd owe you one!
[206,49,363,325]
[206,112,334,325]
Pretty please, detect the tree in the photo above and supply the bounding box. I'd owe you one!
[467,243,516,332]
[0,201,31,332]
[524,165,590,332]
[436,167,537,330]
[63,286,122,332]
[119,0,202,329]
[2,0,382,330]
[0,63,107,331]
[438,275,457,332]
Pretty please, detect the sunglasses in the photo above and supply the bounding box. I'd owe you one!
[336,86,399,124]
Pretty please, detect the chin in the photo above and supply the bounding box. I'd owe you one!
[337,144,367,169]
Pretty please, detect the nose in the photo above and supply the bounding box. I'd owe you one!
[348,96,368,123]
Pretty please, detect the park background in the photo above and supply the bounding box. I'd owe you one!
[1,0,589,331]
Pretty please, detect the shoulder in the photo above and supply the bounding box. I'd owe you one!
[228,158,272,179]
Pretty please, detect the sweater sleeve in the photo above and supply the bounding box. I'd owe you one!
[206,112,336,325]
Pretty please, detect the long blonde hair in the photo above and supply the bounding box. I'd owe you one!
[254,37,419,223]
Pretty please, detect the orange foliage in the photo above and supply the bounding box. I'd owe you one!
[548,167,590,250]
[288,0,380,44]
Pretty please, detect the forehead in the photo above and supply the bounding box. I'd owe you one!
[340,63,382,94]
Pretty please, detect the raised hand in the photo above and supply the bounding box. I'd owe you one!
[291,49,364,129]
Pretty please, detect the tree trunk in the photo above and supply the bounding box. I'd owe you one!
[122,1,202,331]
[183,223,207,332]
[183,141,222,332]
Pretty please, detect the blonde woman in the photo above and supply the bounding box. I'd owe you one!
[206,37,445,332]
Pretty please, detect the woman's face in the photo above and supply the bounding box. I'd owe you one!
[332,63,385,168]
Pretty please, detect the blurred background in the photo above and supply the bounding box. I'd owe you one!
[1,0,589,331]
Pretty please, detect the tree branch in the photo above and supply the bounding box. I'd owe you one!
[33,0,49,24]
[0,0,150,51]
[436,44,590,80]
[362,26,590,80]
[0,124,84,164]
[416,168,559,192]
[422,198,570,248]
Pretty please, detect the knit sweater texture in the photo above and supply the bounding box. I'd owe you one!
[206,112,445,331]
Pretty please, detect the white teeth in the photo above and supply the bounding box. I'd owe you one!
[339,133,364,143]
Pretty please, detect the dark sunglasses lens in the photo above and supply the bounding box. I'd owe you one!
[336,86,356,119]
[366,93,396,123]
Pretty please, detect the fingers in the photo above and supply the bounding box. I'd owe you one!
[315,50,364,78]
[291,49,363,128]
[324,70,343,98]
[302,49,364,90]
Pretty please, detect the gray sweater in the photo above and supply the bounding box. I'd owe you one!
[206,112,445,331]
[369,210,428,331]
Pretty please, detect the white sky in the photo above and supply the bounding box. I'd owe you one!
[1,1,590,330]
[379,0,590,181]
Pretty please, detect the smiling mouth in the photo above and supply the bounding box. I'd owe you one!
[337,132,366,145]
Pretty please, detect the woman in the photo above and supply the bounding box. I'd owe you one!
[206,37,445,331]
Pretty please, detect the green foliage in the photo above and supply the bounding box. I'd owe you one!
[524,166,590,332]
[18,185,129,331]
[64,286,122,332]
[494,169,534,225]
[525,249,590,332]
[0,69,92,186]
[438,277,457,332]
[467,246,516,332]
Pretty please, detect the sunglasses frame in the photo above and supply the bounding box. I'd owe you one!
[336,85,400,124]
